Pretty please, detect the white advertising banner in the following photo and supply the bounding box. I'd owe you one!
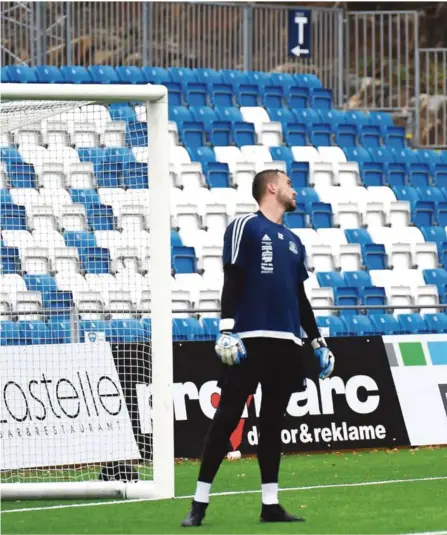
[383,334,447,446]
[0,342,141,470]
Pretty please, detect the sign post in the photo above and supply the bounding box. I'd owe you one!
[288,9,312,59]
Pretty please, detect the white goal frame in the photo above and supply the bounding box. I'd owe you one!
[0,84,174,501]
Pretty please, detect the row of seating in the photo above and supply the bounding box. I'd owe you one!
[2,312,447,346]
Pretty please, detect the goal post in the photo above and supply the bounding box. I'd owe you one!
[0,84,174,500]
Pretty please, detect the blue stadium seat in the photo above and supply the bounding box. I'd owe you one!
[187,146,216,164]
[333,287,360,317]
[416,186,445,204]
[0,205,27,230]
[0,190,14,209]
[368,111,394,134]
[368,147,395,163]
[1,246,21,274]
[418,149,443,165]
[169,105,193,124]
[283,123,307,146]
[204,120,231,147]
[6,65,38,83]
[190,106,218,129]
[48,318,72,343]
[308,123,332,147]
[391,148,420,164]
[286,86,310,109]
[34,65,64,83]
[384,126,406,149]
[412,201,435,227]
[343,271,372,288]
[115,66,146,84]
[19,321,51,345]
[232,121,256,147]
[270,146,294,164]
[294,74,322,89]
[385,162,407,187]
[423,268,447,288]
[436,202,447,227]
[105,147,135,165]
[310,202,333,229]
[420,227,447,251]
[317,272,345,288]
[284,205,306,229]
[295,187,319,211]
[343,147,371,163]
[121,162,149,189]
[79,247,111,274]
[424,313,447,333]
[316,316,349,336]
[341,315,375,336]
[87,205,115,231]
[60,66,93,84]
[172,246,197,274]
[397,314,430,334]
[392,185,420,207]
[63,230,96,251]
[95,162,121,188]
[182,82,208,107]
[77,147,106,165]
[109,103,137,122]
[293,108,320,124]
[202,318,220,340]
[7,163,37,188]
[170,67,198,84]
[362,244,388,270]
[267,108,296,126]
[203,162,231,188]
[310,88,332,110]
[360,162,385,187]
[345,228,373,245]
[209,83,234,107]
[234,84,259,106]
[125,121,148,147]
[432,163,447,188]
[171,230,183,248]
[80,320,113,342]
[141,318,152,338]
[1,66,11,83]
[214,106,243,123]
[178,121,206,148]
[0,321,21,346]
[359,125,382,149]
[164,82,184,106]
[369,314,401,335]
[318,109,346,128]
[110,319,147,343]
[24,274,57,294]
[194,68,223,85]
[69,188,101,208]
[439,284,447,303]
[359,286,387,315]
[42,291,74,319]
[173,318,206,341]
[261,85,284,108]
[335,124,357,147]
[271,73,297,91]
[289,161,309,188]
[248,71,274,87]
[142,67,172,84]
[441,151,447,164]
[88,66,120,84]
[344,110,370,127]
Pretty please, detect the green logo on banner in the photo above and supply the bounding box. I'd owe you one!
[399,342,426,366]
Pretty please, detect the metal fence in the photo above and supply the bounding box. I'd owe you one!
[417,48,447,149]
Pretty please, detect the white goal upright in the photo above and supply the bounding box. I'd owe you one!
[0,84,174,500]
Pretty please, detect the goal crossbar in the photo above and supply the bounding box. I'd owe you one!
[0,83,174,501]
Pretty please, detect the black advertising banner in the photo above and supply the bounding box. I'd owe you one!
[112,337,410,460]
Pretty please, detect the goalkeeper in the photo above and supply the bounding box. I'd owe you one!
[181,169,335,527]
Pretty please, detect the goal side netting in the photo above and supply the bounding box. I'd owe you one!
[0,84,174,500]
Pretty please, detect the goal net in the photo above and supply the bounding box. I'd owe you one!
[0,84,174,500]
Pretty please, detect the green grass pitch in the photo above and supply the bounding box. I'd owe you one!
[1,448,447,534]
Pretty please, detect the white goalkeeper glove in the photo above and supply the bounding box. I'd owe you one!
[215,319,247,366]
[311,337,335,380]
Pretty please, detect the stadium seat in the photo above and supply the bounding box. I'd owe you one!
[341,315,375,336]
[34,65,64,83]
[316,316,349,337]
[19,320,51,345]
[6,65,38,83]
[424,313,447,333]
[397,314,430,334]
[0,321,22,346]
[317,271,345,288]
[115,66,146,84]
[1,246,21,274]
[344,271,372,288]
[359,286,387,315]
[88,66,120,84]
[110,319,146,343]
[60,66,93,84]
[362,244,388,270]
[42,291,74,319]
[333,287,360,317]
[369,314,401,335]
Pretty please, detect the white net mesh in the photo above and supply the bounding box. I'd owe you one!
[0,100,153,485]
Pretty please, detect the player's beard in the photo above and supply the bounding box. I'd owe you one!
[279,192,296,212]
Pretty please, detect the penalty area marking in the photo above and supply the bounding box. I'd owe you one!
[2,475,447,514]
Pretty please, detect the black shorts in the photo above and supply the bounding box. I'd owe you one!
[217,337,312,396]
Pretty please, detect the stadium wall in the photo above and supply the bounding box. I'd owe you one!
[2,335,447,468]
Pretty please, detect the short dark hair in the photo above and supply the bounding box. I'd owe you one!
[252,169,285,203]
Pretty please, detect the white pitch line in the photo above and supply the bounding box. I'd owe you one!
[2,475,447,515]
